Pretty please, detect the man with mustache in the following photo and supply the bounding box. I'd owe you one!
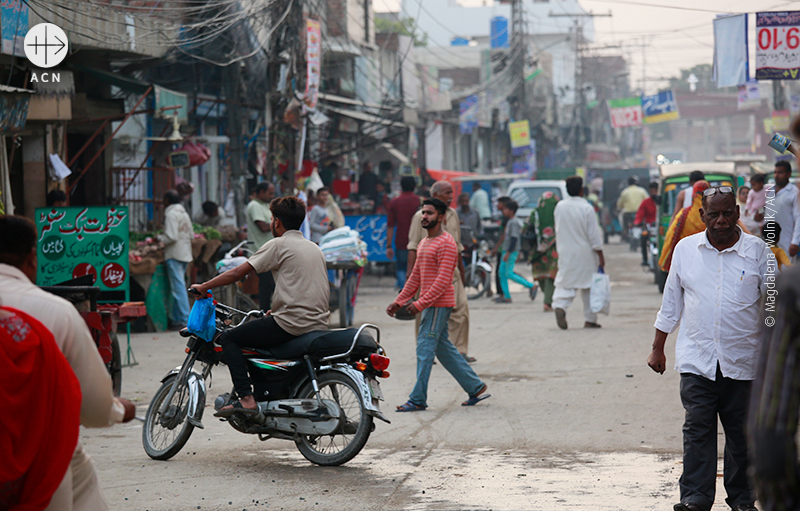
[648,186,771,511]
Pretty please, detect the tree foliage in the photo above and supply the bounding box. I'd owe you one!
[375,17,428,47]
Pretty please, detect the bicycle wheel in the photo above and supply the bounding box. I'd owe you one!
[142,375,195,460]
[295,372,372,466]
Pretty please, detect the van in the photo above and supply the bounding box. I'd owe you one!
[506,180,568,221]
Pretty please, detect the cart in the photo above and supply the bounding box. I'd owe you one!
[326,261,363,328]
[40,277,146,396]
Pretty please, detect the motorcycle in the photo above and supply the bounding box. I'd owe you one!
[461,226,493,300]
[141,292,390,466]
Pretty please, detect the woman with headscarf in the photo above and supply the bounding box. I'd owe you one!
[658,180,711,272]
[529,191,559,312]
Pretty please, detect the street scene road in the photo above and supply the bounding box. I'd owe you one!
[83,242,731,510]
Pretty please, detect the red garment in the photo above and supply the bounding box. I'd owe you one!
[386,192,420,251]
[0,307,81,511]
[634,196,657,225]
[395,231,458,310]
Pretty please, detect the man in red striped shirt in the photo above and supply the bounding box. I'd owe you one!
[387,198,490,412]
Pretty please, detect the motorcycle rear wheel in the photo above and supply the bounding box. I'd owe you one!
[142,375,195,460]
[296,372,372,466]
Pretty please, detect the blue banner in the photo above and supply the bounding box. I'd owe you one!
[642,91,679,124]
[345,215,389,263]
[459,95,478,134]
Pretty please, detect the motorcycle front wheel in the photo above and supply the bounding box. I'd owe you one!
[464,264,490,300]
[296,372,372,466]
[142,375,195,460]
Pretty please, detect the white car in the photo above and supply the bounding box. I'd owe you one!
[506,180,568,220]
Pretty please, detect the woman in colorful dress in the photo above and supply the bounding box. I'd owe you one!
[529,191,559,312]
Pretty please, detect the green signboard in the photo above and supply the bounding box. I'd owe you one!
[35,206,129,291]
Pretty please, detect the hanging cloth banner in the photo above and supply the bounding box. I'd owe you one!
[608,97,643,128]
[713,14,748,87]
[756,11,800,80]
[305,19,321,109]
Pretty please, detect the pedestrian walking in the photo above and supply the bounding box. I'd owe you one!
[387,198,490,411]
[308,187,333,244]
[246,182,277,311]
[469,182,491,220]
[407,181,474,362]
[672,170,705,220]
[489,196,513,299]
[496,200,536,304]
[658,180,711,272]
[529,191,559,312]
[616,176,648,241]
[634,182,660,266]
[552,176,605,330]
[159,189,194,329]
[0,215,136,511]
[386,176,420,290]
[648,186,770,511]
[769,161,800,260]
[457,192,482,237]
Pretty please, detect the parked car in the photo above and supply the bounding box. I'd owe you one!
[506,179,568,221]
[655,162,737,293]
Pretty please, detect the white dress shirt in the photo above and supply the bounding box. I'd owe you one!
[554,196,604,289]
[158,203,194,262]
[654,229,771,381]
[766,182,800,254]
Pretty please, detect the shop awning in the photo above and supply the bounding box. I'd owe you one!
[325,105,406,129]
[69,65,151,95]
[378,143,409,165]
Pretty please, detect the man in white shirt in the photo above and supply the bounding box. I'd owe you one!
[0,215,136,510]
[158,190,194,329]
[767,161,800,260]
[246,182,276,310]
[469,182,491,220]
[648,187,770,511]
[552,176,605,329]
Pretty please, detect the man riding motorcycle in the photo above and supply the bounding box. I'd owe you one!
[190,196,330,416]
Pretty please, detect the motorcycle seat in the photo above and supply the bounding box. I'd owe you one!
[250,328,378,361]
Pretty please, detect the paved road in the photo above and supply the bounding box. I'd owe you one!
[83,241,730,510]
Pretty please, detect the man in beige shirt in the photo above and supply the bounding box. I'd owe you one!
[0,215,136,511]
[407,181,474,362]
[158,190,194,329]
[191,196,330,414]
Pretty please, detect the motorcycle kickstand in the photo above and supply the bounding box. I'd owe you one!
[304,356,325,408]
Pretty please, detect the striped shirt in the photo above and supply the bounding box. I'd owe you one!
[395,230,457,310]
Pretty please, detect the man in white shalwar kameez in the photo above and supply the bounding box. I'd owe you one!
[553,176,606,329]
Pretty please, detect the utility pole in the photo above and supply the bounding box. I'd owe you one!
[549,11,611,165]
[511,0,527,122]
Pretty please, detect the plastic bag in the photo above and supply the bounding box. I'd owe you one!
[187,292,217,341]
[589,267,611,315]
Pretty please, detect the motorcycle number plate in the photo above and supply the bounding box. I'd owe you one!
[368,378,384,401]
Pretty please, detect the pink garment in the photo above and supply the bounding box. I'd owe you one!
[745,188,767,216]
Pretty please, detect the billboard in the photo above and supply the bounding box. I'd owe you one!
[756,11,800,80]
[642,91,679,124]
[608,97,643,128]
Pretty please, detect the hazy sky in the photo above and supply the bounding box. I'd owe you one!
[375,0,800,94]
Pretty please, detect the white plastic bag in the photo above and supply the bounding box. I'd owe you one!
[590,268,611,315]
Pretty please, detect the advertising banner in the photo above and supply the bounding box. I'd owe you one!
[509,120,531,154]
[345,215,388,262]
[608,97,643,128]
[756,11,800,80]
[459,95,478,134]
[1,0,27,57]
[305,19,321,108]
[35,206,130,291]
[642,91,679,124]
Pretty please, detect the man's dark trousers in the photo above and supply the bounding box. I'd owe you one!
[679,364,754,510]
[258,271,275,311]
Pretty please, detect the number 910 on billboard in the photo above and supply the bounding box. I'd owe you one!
[756,11,800,80]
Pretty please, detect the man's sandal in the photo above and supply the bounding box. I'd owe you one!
[462,384,491,406]
[396,401,426,412]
